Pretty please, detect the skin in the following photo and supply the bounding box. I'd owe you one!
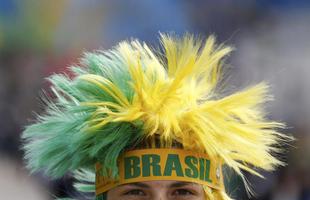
[106,180,205,200]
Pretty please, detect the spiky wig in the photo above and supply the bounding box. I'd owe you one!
[23,34,289,200]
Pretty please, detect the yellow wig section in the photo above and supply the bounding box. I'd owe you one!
[80,34,288,189]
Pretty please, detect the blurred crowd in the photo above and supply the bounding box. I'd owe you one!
[0,1,309,199]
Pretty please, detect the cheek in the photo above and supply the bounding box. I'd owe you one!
[168,195,205,200]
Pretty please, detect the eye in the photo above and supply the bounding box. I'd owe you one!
[172,188,194,196]
[123,189,146,196]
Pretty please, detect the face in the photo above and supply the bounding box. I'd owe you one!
[106,180,205,200]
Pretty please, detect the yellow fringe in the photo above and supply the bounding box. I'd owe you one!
[79,34,289,196]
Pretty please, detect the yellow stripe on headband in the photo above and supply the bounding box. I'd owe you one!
[96,149,224,195]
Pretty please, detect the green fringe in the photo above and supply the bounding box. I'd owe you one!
[22,49,143,178]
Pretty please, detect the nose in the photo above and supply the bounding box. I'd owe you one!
[152,191,168,200]
[153,195,167,200]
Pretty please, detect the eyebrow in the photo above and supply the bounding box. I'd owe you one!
[169,182,195,188]
[125,182,150,188]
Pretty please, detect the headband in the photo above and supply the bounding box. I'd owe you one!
[95,149,224,195]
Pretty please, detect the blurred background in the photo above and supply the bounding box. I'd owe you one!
[0,0,309,199]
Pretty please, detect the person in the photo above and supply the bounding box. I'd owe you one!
[22,34,291,200]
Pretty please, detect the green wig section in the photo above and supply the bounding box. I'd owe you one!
[56,169,97,200]
[22,50,143,178]
[96,194,107,200]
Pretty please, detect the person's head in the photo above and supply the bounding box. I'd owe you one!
[23,34,291,200]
